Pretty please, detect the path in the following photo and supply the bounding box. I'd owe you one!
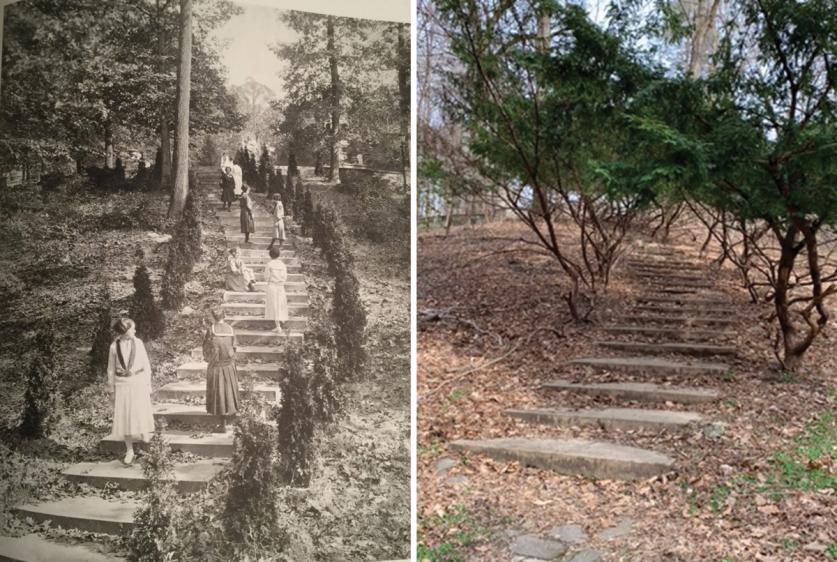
[449,241,738,560]
[0,166,309,560]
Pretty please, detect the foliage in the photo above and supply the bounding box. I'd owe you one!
[90,284,114,377]
[198,136,220,167]
[180,181,203,264]
[160,235,192,311]
[287,152,299,178]
[274,344,315,487]
[302,189,314,236]
[353,175,410,244]
[293,179,305,224]
[306,309,343,423]
[257,144,272,194]
[19,323,60,438]
[0,270,25,302]
[269,168,284,198]
[332,269,367,383]
[130,265,166,341]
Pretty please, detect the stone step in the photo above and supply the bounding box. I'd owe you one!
[636,294,731,306]
[542,379,721,404]
[634,305,728,316]
[63,459,227,493]
[506,407,704,432]
[627,259,700,269]
[100,431,233,457]
[190,344,287,363]
[240,272,304,283]
[0,534,124,562]
[153,403,226,429]
[225,316,307,331]
[654,286,703,294]
[246,280,305,292]
[223,290,308,304]
[568,356,729,376]
[225,236,290,247]
[237,247,295,258]
[595,340,736,357]
[177,361,282,380]
[646,279,714,288]
[241,262,302,274]
[449,438,674,480]
[220,302,308,316]
[238,254,300,265]
[15,496,138,535]
[602,325,734,341]
[618,314,734,327]
[156,380,280,402]
[228,328,303,346]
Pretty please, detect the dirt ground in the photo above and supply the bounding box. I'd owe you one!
[417,219,836,561]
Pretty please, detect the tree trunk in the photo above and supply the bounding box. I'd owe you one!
[327,16,340,183]
[104,120,115,169]
[168,0,192,217]
[156,0,172,190]
[397,23,409,191]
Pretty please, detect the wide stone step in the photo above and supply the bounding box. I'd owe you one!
[542,379,721,404]
[633,305,729,316]
[223,290,308,304]
[646,279,714,289]
[226,316,307,331]
[0,534,124,562]
[100,431,233,457]
[63,459,226,493]
[627,259,700,269]
[190,344,286,363]
[630,269,706,281]
[177,361,282,380]
[241,263,302,274]
[568,356,729,376]
[228,328,302,346]
[654,286,703,294]
[449,438,674,480]
[602,325,734,341]
[238,254,300,265]
[637,294,731,306]
[596,340,736,357]
[221,302,308,316]
[156,380,280,402]
[237,247,295,258]
[245,280,305,292]
[153,403,226,429]
[505,407,704,432]
[15,496,139,535]
[225,236,290,246]
[618,314,734,327]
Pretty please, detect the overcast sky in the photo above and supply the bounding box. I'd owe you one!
[212,2,294,97]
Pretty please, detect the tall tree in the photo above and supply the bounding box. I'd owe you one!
[396,23,410,190]
[326,16,340,181]
[169,0,192,217]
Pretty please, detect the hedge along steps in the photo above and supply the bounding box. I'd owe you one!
[505,407,705,432]
[595,340,736,357]
[63,459,226,494]
[449,438,675,480]
[0,534,126,562]
[541,380,721,404]
[602,325,734,341]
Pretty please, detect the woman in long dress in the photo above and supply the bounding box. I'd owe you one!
[264,246,289,334]
[107,317,155,465]
[203,307,239,433]
[231,164,243,197]
[239,185,255,244]
[268,194,286,250]
[220,167,235,211]
[225,247,255,292]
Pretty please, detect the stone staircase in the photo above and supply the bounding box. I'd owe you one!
[452,243,735,481]
[0,166,309,560]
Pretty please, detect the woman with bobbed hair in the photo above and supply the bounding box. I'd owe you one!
[264,245,288,334]
[107,316,155,465]
[203,307,240,432]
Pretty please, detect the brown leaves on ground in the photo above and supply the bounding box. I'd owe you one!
[418,220,837,561]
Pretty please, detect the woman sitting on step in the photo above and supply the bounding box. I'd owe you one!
[239,185,255,244]
[107,317,155,465]
[203,307,240,433]
[268,193,286,250]
[264,245,289,334]
[225,247,256,293]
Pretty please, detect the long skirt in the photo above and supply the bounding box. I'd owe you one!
[206,362,240,416]
[273,219,286,241]
[111,377,155,440]
[225,269,254,292]
[240,210,255,233]
[264,282,289,321]
[221,186,235,204]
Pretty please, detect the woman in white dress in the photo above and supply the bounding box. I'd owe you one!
[268,194,286,250]
[264,246,289,333]
[231,163,243,197]
[106,317,155,465]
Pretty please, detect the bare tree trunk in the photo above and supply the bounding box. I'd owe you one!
[104,120,115,169]
[397,23,410,191]
[157,0,172,190]
[327,16,340,183]
[168,0,192,217]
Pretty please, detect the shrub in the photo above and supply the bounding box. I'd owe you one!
[160,236,191,311]
[19,323,60,438]
[180,182,202,264]
[257,144,272,194]
[274,344,315,487]
[222,400,281,549]
[149,147,163,191]
[269,168,283,198]
[311,204,324,249]
[0,270,24,301]
[332,270,367,383]
[90,285,113,377]
[293,179,305,224]
[302,189,314,236]
[199,136,220,167]
[130,265,166,340]
[306,311,343,423]
[356,177,410,244]
[283,173,294,211]
[287,151,298,178]
[39,171,64,198]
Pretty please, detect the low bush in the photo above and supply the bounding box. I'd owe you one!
[90,285,113,377]
[275,344,315,487]
[332,270,367,383]
[19,323,60,439]
[130,265,166,340]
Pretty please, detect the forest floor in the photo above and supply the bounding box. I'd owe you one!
[0,173,410,560]
[417,219,836,562]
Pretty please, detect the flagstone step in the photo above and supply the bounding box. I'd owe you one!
[190,345,286,363]
[630,270,706,281]
[221,302,308,316]
[244,280,305,292]
[568,356,729,376]
[618,314,734,327]
[156,380,280,402]
[636,294,731,306]
[627,259,700,269]
[177,361,282,380]
[226,235,289,246]
[15,496,139,535]
[226,316,307,331]
[506,407,704,432]
[100,431,233,457]
[602,325,734,341]
[228,328,303,346]
[596,340,736,357]
[240,262,302,274]
[153,403,226,429]
[654,286,703,294]
[647,279,714,288]
[242,272,304,283]
[449,438,674,480]
[0,534,124,562]
[238,254,300,265]
[223,290,308,304]
[542,379,721,404]
[63,459,227,493]
[237,248,295,258]
[633,305,728,316]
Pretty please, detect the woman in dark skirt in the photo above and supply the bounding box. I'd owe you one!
[239,185,255,244]
[220,167,235,211]
[203,307,240,432]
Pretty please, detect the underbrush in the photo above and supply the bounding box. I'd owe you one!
[337,175,410,263]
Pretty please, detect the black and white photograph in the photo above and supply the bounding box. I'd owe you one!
[0,0,410,560]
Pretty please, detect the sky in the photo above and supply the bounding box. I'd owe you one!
[212,2,295,97]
